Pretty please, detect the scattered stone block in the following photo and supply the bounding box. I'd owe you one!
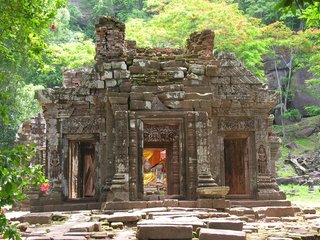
[207,219,243,231]
[17,222,30,232]
[19,212,53,225]
[199,228,246,240]
[69,222,102,232]
[111,221,123,229]
[136,224,193,240]
[303,208,316,214]
[107,212,142,222]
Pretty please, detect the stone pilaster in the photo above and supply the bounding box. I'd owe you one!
[195,112,217,191]
[108,111,130,201]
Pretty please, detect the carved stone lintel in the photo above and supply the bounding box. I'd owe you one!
[218,117,254,131]
[62,118,103,133]
[144,125,178,142]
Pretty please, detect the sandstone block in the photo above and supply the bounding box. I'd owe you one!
[189,64,205,75]
[107,213,142,222]
[103,62,112,70]
[199,228,246,240]
[19,212,52,224]
[207,219,243,231]
[179,201,197,208]
[136,224,193,240]
[101,71,113,80]
[129,65,145,74]
[114,70,130,79]
[111,61,126,70]
[206,65,220,77]
[264,207,295,217]
[105,79,117,87]
[303,208,316,214]
[162,199,179,207]
[69,222,102,232]
[111,221,124,229]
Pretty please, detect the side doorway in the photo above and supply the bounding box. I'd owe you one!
[68,141,96,199]
[224,137,250,197]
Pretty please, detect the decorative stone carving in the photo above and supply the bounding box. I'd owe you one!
[144,125,178,142]
[218,118,254,131]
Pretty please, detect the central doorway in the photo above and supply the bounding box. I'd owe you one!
[141,124,181,200]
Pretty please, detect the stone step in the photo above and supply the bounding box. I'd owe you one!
[199,228,246,240]
[136,224,193,240]
[230,200,291,208]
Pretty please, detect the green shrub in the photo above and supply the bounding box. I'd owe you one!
[283,109,302,122]
[305,105,320,116]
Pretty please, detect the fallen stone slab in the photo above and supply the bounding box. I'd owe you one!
[199,228,246,240]
[18,212,53,224]
[254,207,295,217]
[303,214,320,220]
[207,219,243,231]
[69,222,102,232]
[107,212,142,222]
[136,224,193,240]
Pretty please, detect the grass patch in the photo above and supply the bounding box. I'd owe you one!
[280,184,320,209]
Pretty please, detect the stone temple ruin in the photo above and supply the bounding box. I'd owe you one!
[17,16,286,211]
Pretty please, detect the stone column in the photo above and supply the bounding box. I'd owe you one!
[108,110,130,201]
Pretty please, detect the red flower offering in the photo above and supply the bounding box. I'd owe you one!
[40,183,49,192]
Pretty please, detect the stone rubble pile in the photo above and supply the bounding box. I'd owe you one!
[7,204,320,240]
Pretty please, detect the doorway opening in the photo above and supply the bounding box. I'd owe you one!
[224,138,249,196]
[68,141,96,199]
[143,148,167,197]
[141,124,182,200]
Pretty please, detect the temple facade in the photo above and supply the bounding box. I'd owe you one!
[17,17,285,211]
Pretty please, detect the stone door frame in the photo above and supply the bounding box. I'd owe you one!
[129,112,191,200]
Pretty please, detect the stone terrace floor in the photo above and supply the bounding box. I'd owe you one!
[4,204,320,240]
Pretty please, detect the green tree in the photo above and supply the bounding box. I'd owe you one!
[68,0,147,39]
[0,0,66,121]
[0,145,46,239]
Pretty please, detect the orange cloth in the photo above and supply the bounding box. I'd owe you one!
[143,150,162,169]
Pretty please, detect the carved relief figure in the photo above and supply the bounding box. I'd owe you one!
[51,150,60,179]
[258,145,267,174]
